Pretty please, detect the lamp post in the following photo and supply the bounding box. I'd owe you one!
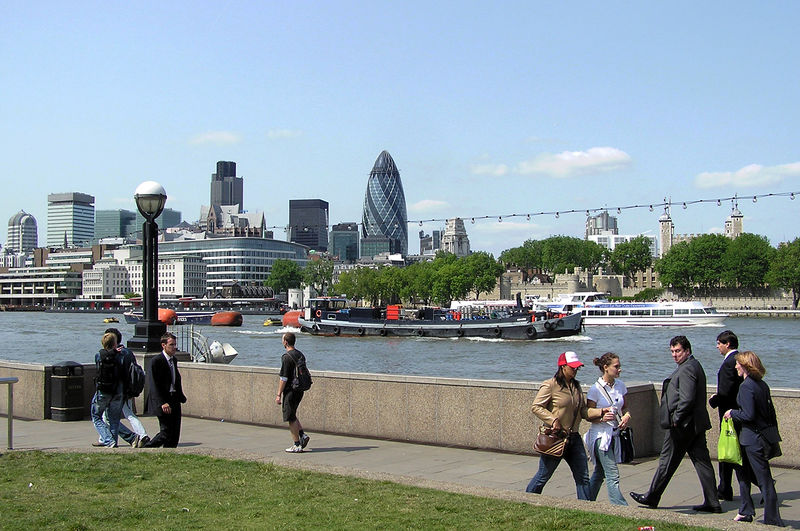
[128,181,168,352]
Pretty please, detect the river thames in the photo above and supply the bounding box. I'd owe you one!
[1,312,797,388]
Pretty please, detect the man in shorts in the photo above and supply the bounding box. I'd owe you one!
[275,332,310,453]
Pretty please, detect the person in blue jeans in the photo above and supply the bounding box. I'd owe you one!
[584,352,630,505]
[90,332,124,447]
[526,351,614,499]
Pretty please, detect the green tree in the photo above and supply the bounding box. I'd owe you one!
[265,259,303,294]
[766,238,800,308]
[687,234,730,293]
[721,233,775,293]
[609,236,652,280]
[303,258,334,295]
[655,241,693,294]
[463,251,504,298]
[500,239,544,275]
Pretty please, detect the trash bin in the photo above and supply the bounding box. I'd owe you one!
[51,361,85,421]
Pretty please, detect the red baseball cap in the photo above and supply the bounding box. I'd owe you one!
[558,351,584,368]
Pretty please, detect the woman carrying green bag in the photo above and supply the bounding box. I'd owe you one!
[718,417,742,466]
[724,351,784,526]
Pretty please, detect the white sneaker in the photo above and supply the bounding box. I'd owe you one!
[285,444,303,453]
[132,435,140,447]
[301,434,310,449]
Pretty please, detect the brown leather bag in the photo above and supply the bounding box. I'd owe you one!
[534,425,569,457]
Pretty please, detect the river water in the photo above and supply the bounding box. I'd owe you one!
[1,312,797,388]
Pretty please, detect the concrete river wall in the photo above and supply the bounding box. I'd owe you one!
[2,358,799,467]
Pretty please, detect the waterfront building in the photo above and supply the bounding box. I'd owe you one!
[81,259,132,299]
[7,210,38,252]
[585,211,618,238]
[95,209,137,239]
[0,265,83,306]
[658,203,743,257]
[441,218,470,257]
[46,192,95,248]
[210,160,243,212]
[126,254,206,299]
[330,222,359,262]
[587,232,658,257]
[289,199,329,252]
[361,150,408,256]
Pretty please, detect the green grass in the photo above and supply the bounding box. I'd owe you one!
[0,451,713,530]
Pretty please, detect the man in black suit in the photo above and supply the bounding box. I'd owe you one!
[709,330,742,501]
[144,333,186,448]
[631,336,721,513]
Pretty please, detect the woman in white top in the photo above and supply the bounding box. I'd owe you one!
[584,352,630,505]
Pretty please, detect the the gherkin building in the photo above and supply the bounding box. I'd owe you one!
[362,150,408,256]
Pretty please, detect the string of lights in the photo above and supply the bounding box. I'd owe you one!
[263,190,798,232]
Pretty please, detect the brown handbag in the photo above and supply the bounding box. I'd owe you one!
[534,425,569,457]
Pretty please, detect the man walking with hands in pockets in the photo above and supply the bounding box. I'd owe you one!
[276,332,310,453]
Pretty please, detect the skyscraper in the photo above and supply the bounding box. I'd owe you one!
[95,209,137,239]
[362,150,408,256]
[7,210,38,252]
[210,161,243,212]
[288,199,329,252]
[46,192,95,248]
[330,222,359,262]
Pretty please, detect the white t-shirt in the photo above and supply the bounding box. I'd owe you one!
[584,377,627,458]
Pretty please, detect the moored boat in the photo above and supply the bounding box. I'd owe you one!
[297,298,582,340]
[102,317,119,323]
[124,309,217,325]
[210,311,243,327]
[539,292,728,326]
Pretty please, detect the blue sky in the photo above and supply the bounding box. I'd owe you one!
[3,2,799,257]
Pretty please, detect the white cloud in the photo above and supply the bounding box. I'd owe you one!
[267,129,303,139]
[409,199,450,213]
[188,131,242,145]
[515,147,632,178]
[694,162,800,189]
[470,163,509,176]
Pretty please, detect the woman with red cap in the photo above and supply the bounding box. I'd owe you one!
[526,351,614,499]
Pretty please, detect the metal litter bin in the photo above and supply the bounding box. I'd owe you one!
[51,361,84,421]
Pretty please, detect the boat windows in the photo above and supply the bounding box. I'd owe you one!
[674,309,689,315]
[609,310,627,316]
[586,309,607,316]
[630,309,650,316]
[690,309,706,315]
[652,309,673,316]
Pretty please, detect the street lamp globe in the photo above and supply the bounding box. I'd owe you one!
[134,181,167,220]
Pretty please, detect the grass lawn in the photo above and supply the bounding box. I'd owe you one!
[0,451,714,530]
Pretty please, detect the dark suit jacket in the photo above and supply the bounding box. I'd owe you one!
[659,355,712,433]
[730,377,780,447]
[712,350,742,416]
[147,352,186,415]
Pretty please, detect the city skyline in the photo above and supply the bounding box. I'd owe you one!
[3,3,799,257]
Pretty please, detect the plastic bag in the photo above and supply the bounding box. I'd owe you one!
[718,417,742,466]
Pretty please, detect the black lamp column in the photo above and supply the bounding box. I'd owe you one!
[128,181,167,352]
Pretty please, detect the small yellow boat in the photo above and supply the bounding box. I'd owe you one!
[263,319,275,326]
[103,317,119,323]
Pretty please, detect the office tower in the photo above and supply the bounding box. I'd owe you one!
[46,192,95,248]
[95,209,137,239]
[330,222,359,262]
[441,218,470,257]
[7,210,38,252]
[288,199,329,252]
[361,150,408,255]
[585,211,618,239]
[210,160,243,212]
[419,229,442,255]
[135,208,182,232]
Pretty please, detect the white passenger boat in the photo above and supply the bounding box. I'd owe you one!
[539,292,728,326]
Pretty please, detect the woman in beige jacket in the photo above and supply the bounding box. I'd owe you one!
[526,351,613,499]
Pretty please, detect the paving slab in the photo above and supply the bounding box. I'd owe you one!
[3,416,798,529]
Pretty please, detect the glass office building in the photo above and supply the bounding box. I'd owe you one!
[330,222,359,262]
[46,192,95,248]
[361,150,408,256]
[95,209,138,239]
[288,199,329,252]
[7,210,38,252]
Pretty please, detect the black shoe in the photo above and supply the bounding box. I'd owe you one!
[717,488,733,501]
[692,503,722,513]
[630,492,658,508]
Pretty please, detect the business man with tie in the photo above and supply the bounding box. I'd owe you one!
[709,330,742,501]
[144,333,186,448]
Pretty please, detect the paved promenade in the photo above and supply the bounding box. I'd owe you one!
[5,416,799,529]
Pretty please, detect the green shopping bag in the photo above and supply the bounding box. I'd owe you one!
[718,417,742,466]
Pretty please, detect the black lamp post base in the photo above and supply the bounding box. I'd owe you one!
[127,320,167,352]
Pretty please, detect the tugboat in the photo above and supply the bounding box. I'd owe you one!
[293,298,582,340]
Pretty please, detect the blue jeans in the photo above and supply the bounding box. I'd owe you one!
[526,432,591,499]
[90,390,123,447]
[102,398,147,445]
[588,437,628,505]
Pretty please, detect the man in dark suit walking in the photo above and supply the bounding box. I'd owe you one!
[630,335,721,513]
[144,333,186,448]
[709,330,742,501]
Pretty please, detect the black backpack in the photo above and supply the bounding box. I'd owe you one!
[126,357,146,398]
[288,351,312,392]
[95,349,119,393]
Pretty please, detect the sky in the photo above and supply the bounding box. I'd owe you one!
[2,1,799,257]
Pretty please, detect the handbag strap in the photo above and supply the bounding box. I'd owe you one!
[596,378,623,424]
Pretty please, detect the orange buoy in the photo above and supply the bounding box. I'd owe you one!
[281,310,302,328]
[211,311,243,327]
[158,308,178,325]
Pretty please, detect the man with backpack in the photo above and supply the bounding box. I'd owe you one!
[276,332,311,453]
[90,332,124,447]
[98,328,150,448]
